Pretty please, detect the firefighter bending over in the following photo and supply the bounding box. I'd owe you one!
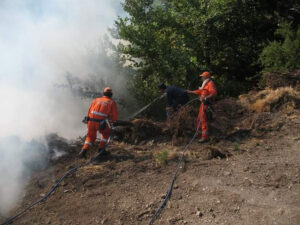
[79,87,118,158]
[158,83,189,118]
[187,71,217,143]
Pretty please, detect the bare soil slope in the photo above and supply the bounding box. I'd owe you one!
[1,90,300,225]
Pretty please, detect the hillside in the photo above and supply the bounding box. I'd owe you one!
[1,87,300,225]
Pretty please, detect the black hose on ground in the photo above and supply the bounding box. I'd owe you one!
[147,103,203,225]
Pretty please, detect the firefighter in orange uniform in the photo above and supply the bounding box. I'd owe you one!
[187,71,217,143]
[79,87,118,158]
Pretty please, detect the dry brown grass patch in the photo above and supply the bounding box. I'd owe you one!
[239,87,300,113]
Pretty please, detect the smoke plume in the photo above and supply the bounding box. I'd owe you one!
[0,0,127,216]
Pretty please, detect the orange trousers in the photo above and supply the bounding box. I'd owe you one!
[82,121,110,150]
[196,103,208,139]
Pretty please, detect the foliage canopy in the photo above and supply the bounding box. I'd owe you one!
[113,0,299,102]
[259,23,300,73]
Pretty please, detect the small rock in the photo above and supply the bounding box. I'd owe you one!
[146,202,154,208]
[168,216,183,224]
[243,167,249,172]
[244,177,253,186]
[196,211,203,218]
[148,140,155,146]
[278,208,285,215]
[161,194,166,199]
[223,171,232,176]
[61,181,68,186]
[234,206,240,212]
[137,210,150,218]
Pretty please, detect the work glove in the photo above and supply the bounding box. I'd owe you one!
[82,116,89,124]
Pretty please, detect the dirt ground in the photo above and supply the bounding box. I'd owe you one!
[1,103,300,225]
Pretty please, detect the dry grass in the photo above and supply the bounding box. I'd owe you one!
[259,70,300,89]
[239,87,300,113]
[166,105,198,144]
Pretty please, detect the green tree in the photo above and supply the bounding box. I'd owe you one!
[259,22,300,72]
[113,0,299,103]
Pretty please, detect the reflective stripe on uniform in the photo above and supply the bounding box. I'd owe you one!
[101,138,107,142]
[84,141,92,146]
[91,111,108,117]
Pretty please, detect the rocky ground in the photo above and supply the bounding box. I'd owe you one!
[1,87,300,225]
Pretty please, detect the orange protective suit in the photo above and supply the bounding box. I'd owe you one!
[192,80,217,139]
[82,96,118,151]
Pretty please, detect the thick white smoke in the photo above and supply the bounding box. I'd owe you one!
[0,0,126,216]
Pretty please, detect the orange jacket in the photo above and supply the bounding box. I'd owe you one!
[192,80,217,97]
[87,96,118,122]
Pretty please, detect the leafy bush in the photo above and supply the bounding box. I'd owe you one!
[113,0,299,106]
[259,22,300,73]
[114,0,294,103]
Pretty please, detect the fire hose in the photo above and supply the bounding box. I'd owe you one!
[130,94,199,119]
[129,95,164,119]
[147,101,204,225]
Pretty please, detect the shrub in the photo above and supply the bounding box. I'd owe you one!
[259,22,300,73]
[154,149,169,166]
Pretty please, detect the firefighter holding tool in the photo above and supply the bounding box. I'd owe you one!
[187,71,217,143]
[79,87,118,158]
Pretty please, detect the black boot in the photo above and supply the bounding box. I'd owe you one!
[198,138,209,143]
[98,148,110,156]
[79,149,87,158]
[93,149,110,162]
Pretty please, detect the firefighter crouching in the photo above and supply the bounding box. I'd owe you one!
[79,87,118,158]
[187,71,217,143]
